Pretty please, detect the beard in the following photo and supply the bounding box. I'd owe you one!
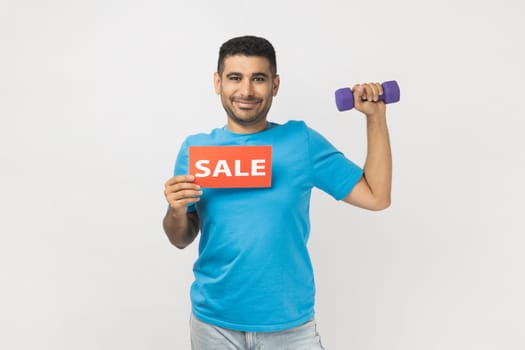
[222,96,272,127]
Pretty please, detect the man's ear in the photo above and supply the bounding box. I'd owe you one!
[272,74,280,96]
[214,72,221,95]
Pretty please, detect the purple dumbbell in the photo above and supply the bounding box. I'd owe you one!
[335,80,400,111]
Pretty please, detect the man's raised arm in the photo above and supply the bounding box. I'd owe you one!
[343,83,392,211]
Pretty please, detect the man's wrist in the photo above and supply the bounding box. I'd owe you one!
[169,206,188,218]
[366,111,387,122]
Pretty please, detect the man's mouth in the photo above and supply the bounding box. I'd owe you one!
[233,98,261,109]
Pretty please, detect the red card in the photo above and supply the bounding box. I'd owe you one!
[189,146,272,188]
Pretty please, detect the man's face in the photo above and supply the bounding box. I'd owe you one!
[214,55,280,133]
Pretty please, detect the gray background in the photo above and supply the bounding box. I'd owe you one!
[1,0,524,349]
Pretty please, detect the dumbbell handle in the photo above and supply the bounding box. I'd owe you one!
[335,80,400,111]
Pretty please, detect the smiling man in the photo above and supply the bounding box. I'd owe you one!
[215,44,280,133]
[163,35,393,349]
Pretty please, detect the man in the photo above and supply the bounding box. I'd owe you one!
[163,35,392,349]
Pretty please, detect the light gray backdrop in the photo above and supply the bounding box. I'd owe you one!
[1,0,524,349]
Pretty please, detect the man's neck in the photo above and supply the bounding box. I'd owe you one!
[226,119,268,134]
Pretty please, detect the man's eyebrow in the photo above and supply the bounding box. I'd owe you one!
[225,72,269,78]
[226,72,242,77]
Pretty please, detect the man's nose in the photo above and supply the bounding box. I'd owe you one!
[239,79,254,96]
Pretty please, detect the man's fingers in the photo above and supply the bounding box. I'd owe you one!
[164,174,203,208]
[352,84,368,106]
[164,185,202,200]
[353,83,383,102]
[164,176,201,193]
[351,82,387,116]
[362,83,379,101]
[369,83,379,101]
[170,189,203,201]
[168,195,201,207]
[166,189,202,208]
[166,181,201,192]
[375,82,384,96]
[165,174,195,186]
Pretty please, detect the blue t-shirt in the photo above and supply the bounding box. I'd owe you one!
[173,120,363,332]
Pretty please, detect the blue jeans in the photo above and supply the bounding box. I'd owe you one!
[190,313,326,349]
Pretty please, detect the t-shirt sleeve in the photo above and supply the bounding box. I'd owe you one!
[173,139,197,213]
[307,126,363,200]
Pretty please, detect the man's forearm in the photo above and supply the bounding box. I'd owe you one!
[363,112,392,207]
[163,208,199,249]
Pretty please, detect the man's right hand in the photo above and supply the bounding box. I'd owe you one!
[164,175,203,213]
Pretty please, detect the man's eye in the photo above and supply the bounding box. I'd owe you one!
[253,77,265,82]
[229,76,241,81]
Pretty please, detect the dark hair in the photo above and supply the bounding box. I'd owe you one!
[217,35,277,76]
